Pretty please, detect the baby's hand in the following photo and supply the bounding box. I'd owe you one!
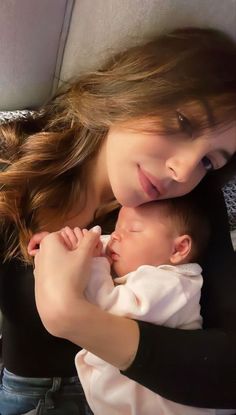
[81,227,103,257]
[59,226,84,250]
[28,226,103,257]
[27,227,82,257]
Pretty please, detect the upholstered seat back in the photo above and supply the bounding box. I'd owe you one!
[0,0,235,110]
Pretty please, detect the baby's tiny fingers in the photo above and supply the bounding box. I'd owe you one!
[73,227,84,246]
[60,229,73,250]
[78,228,101,257]
[63,226,78,249]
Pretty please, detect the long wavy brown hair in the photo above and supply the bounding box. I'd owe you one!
[0,27,236,261]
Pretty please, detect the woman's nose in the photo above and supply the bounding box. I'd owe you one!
[166,155,201,183]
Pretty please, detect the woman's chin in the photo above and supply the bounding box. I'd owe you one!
[114,191,150,208]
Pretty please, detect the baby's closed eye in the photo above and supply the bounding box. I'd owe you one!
[129,221,143,232]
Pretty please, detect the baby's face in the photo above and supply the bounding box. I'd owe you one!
[107,204,176,277]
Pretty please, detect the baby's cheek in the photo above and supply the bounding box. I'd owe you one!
[120,251,138,275]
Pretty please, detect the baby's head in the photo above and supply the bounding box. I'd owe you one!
[107,194,210,277]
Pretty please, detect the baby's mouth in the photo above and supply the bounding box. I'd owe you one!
[107,244,120,261]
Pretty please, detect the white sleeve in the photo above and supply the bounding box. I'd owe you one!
[85,262,202,327]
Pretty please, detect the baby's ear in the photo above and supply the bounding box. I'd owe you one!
[170,235,192,265]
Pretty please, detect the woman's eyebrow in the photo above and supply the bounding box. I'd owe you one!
[201,98,215,127]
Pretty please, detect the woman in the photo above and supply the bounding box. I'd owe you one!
[0,27,236,414]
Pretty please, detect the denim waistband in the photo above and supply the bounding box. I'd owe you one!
[1,368,81,393]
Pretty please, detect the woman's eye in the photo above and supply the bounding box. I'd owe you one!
[176,111,193,137]
[202,156,214,172]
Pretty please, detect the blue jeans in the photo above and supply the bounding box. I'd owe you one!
[0,368,93,415]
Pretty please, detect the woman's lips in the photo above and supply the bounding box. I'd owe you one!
[138,166,161,199]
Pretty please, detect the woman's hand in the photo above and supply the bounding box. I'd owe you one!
[33,226,102,333]
[28,231,50,256]
[28,226,103,256]
[32,225,139,371]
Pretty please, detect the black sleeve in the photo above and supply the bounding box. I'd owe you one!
[122,178,236,409]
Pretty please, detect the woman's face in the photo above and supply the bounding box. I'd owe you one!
[105,120,236,207]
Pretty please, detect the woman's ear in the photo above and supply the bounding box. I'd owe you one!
[170,234,192,265]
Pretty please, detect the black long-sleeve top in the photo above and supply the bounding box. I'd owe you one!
[0,257,80,377]
[0,179,235,408]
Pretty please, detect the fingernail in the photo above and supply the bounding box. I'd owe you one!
[91,225,101,234]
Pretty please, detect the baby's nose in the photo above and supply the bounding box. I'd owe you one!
[111,231,121,241]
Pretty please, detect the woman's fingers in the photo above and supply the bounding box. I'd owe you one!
[34,231,70,272]
[34,226,102,302]
[27,231,50,256]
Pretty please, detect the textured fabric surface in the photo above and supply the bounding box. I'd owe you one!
[0,110,235,231]
[223,178,236,230]
[0,110,36,124]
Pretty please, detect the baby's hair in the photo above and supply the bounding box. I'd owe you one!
[157,192,211,263]
[0,27,235,261]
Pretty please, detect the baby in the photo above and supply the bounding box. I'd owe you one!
[29,195,215,415]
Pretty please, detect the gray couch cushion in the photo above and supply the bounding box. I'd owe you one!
[1,0,235,109]
[0,0,74,110]
[60,0,236,81]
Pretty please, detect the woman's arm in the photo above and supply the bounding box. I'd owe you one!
[34,181,236,408]
[124,322,236,408]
